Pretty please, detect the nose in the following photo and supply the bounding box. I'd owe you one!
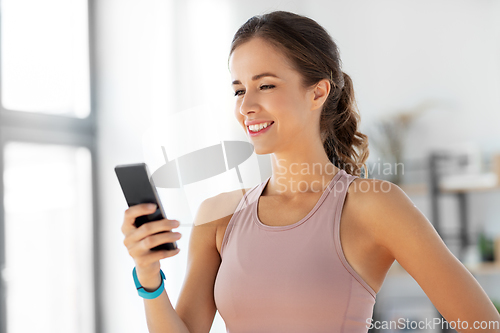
[239,90,261,117]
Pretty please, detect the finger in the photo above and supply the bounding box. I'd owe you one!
[159,248,181,260]
[128,230,182,256]
[125,219,180,246]
[121,203,157,235]
[142,231,182,252]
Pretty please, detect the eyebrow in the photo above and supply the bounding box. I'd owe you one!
[232,72,280,85]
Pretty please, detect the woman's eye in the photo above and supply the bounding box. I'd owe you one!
[234,85,274,97]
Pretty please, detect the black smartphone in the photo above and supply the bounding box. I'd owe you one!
[115,162,178,251]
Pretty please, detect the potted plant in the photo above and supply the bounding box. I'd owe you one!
[368,101,435,185]
[478,232,495,262]
[492,300,500,314]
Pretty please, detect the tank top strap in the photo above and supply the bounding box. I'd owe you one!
[328,170,377,298]
[219,180,265,258]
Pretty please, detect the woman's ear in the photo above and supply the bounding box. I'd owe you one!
[310,78,331,110]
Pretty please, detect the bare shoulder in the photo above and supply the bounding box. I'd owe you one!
[347,177,402,201]
[347,177,428,255]
[346,177,412,246]
[348,177,411,214]
[194,187,253,227]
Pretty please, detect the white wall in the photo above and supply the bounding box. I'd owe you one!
[95,1,176,332]
[94,1,500,332]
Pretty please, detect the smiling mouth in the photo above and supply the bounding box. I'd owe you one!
[247,121,274,133]
[247,121,275,136]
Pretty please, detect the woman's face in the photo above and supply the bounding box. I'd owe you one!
[229,37,320,154]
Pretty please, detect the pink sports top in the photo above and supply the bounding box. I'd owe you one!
[214,169,377,333]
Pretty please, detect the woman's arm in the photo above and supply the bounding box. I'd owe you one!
[142,281,191,333]
[174,196,225,333]
[358,179,500,333]
[138,195,221,333]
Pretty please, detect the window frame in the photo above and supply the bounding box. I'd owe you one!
[0,0,100,332]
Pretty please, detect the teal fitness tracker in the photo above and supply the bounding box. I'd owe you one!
[133,267,166,299]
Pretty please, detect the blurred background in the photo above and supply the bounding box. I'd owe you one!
[0,0,500,332]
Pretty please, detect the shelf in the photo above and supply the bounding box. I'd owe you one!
[440,172,499,193]
[387,260,500,276]
[399,179,500,195]
[464,261,500,275]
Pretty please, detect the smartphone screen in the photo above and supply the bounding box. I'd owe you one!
[115,163,177,251]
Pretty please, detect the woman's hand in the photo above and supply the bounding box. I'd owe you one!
[121,203,182,290]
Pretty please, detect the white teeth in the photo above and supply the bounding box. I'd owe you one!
[249,122,273,132]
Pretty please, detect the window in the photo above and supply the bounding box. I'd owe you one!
[3,143,94,333]
[1,0,91,118]
[0,0,97,332]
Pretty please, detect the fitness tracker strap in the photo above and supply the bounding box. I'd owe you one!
[132,266,166,299]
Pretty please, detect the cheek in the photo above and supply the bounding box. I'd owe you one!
[272,88,302,110]
[233,105,245,125]
[270,92,304,119]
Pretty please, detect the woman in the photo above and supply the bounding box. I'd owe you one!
[121,11,500,333]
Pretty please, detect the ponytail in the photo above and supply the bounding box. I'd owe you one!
[321,72,370,178]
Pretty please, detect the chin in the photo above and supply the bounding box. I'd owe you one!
[252,144,274,156]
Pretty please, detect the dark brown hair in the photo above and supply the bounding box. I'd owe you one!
[229,11,369,178]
